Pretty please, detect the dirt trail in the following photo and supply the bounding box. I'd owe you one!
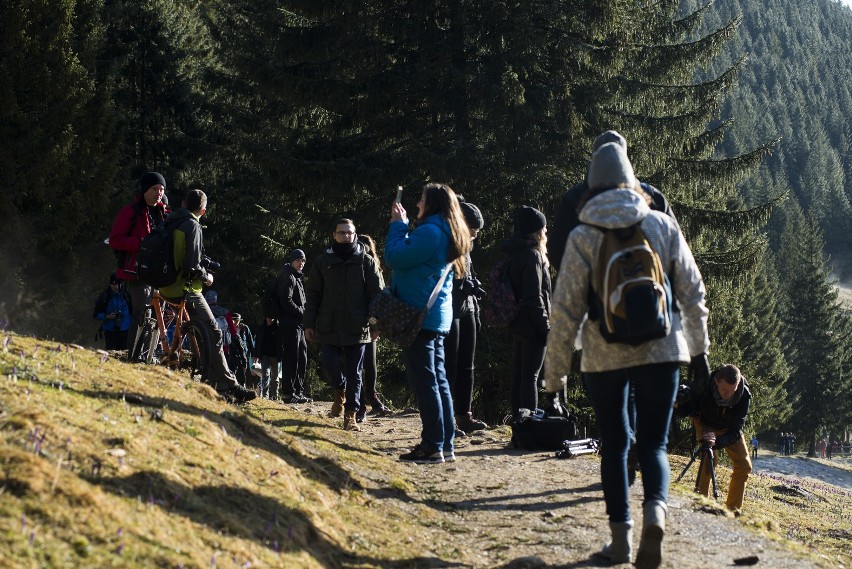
[299,403,830,569]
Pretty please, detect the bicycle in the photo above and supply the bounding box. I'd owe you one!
[130,287,211,382]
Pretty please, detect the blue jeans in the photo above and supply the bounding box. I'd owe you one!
[320,343,365,412]
[402,330,455,454]
[585,363,678,523]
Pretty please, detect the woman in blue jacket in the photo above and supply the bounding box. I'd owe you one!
[385,183,472,464]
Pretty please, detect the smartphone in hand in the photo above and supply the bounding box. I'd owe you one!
[395,186,403,203]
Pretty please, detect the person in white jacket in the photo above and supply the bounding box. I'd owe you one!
[544,142,710,569]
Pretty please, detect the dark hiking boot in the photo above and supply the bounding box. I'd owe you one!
[356,408,367,423]
[217,384,256,404]
[399,443,444,464]
[456,412,487,433]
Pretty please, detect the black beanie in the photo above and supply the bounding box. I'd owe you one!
[514,205,546,235]
[459,201,485,230]
[138,172,166,193]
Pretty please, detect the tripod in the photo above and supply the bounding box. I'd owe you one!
[676,442,719,499]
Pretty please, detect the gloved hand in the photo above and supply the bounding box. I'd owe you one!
[543,392,568,418]
[687,353,711,394]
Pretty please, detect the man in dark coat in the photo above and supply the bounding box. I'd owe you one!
[109,171,168,358]
[304,219,383,431]
[277,248,311,403]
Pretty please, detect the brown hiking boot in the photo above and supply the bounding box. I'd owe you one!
[343,410,361,432]
[329,388,345,418]
[456,412,487,433]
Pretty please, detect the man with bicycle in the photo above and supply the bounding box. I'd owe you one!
[158,189,255,403]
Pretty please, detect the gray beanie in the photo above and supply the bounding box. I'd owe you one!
[587,142,639,191]
[459,201,485,230]
[592,130,627,153]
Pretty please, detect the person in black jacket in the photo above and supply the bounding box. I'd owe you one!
[548,130,675,273]
[504,206,551,417]
[676,364,752,511]
[276,249,310,403]
[446,200,488,433]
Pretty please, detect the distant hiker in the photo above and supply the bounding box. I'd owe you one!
[254,317,282,399]
[158,189,254,403]
[304,219,383,431]
[109,171,168,358]
[385,183,472,463]
[446,200,488,433]
[276,248,310,403]
[356,234,390,419]
[93,273,132,350]
[543,142,710,567]
[502,205,551,418]
[678,364,753,512]
[229,313,255,387]
[750,435,759,459]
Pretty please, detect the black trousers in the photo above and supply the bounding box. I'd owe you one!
[511,336,546,415]
[280,324,307,397]
[359,340,379,410]
[444,311,477,414]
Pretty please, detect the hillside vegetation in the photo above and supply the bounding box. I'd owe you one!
[2,333,852,568]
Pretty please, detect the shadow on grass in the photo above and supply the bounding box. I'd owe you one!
[76,388,367,494]
[94,470,465,568]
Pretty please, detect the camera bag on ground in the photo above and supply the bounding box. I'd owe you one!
[369,267,450,348]
[261,275,282,319]
[483,259,520,327]
[511,408,578,451]
[135,217,183,288]
[588,224,672,345]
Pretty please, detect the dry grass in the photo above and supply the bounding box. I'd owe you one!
[0,333,447,568]
[670,453,852,567]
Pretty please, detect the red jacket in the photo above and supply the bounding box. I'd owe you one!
[109,195,168,281]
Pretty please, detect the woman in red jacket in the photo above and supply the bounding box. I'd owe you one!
[109,171,168,358]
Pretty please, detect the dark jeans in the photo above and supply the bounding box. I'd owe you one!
[125,279,152,358]
[401,330,454,453]
[445,312,477,414]
[320,343,365,413]
[584,362,678,523]
[259,356,280,399]
[185,291,239,391]
[511,336,547,415]
[104,329,128,350]
[281,325,307,397]
[359,340,380,410]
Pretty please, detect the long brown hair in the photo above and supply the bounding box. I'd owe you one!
[419,183,473,278]
[357,233,382,273]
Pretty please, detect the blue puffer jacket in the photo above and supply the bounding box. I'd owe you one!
[385,214,455,334]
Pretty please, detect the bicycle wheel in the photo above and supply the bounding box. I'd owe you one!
[130,317,156,362]
[180,320,211,382]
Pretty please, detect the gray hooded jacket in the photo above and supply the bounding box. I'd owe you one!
[544,188,709,389]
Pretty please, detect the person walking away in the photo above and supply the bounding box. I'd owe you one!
[543,142,710,569]
[503,205,551,418]
[93,273,132,350]
[109,171,168,358]
[304,219,383,431]
[750,435,759,459]
[355,234,391,420]
[157,189,255,403]
[445,200,488,434]
[254,317,282,399]
[385,183,472,463]
[277,249,311,403]
[677,364,752,512]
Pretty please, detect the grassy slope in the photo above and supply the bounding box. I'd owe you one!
[1,332,851,568]
[0,333,445,568]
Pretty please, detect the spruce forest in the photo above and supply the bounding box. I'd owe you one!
[1,0,850,450]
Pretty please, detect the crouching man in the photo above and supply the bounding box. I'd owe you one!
[678,363,752,512]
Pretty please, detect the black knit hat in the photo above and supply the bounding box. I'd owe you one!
[514,205,546,235]
[138,172,166,193]
[289,248,306,261]
[459,201,485,230]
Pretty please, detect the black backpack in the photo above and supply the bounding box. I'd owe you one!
[261,275,282,319]
[135,218,182,288]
